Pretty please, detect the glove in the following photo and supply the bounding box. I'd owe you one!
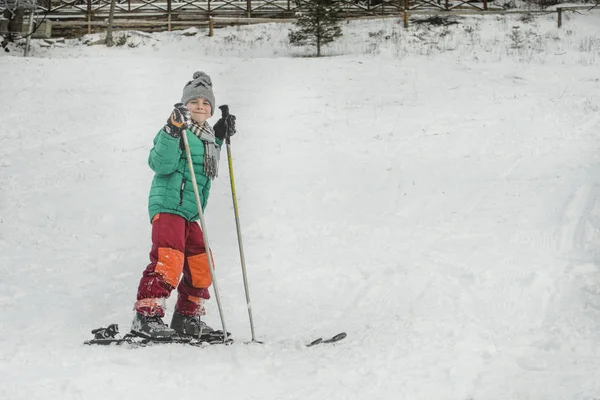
[213,114,236,141]
[164,103,190,138]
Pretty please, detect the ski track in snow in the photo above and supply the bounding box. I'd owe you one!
[2,18,600,400]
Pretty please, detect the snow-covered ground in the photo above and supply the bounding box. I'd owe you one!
[1,10,600,400]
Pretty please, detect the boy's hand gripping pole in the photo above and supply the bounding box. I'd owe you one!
[220,105,258,343]
[181,118,229,343]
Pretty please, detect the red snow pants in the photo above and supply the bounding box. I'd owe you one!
[135,213,212,317]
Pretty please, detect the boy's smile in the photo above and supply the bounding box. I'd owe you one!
[186,98,212,124]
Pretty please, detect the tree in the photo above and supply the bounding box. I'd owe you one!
[105,0,117,46]
[2,0,25,43]
[288,0,343,57]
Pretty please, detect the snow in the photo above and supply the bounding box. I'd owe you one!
[1,10,600,400]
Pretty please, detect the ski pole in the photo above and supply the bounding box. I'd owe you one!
[181,120,229,343]
[219,105,258,343]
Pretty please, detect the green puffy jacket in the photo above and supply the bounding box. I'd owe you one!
[147,129,223,222]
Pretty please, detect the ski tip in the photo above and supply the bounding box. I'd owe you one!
[307,338,323,347]
[306,332,347,347]
[329,332,347,342]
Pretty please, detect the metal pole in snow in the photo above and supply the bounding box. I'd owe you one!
[181,122,229,343]
[219,105,258,342]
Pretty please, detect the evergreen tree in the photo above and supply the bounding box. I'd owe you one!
[289,0,343,57]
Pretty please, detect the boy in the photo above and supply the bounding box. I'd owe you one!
[131,71,236,340]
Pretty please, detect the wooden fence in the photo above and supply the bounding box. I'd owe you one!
[3,0,595,37]
[27,0,497,20]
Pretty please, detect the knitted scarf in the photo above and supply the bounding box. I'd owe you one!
[188,120,220,179]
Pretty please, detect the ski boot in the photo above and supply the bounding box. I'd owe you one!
[131,313,176,340]
[170,311,215,338]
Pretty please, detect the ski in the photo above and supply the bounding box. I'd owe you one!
[84,324,232,347]
[84,335,232,347]
[306,332,347,347]
[84,324,347,348]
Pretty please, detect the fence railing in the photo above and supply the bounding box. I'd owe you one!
[3,0,596,38]
[4,0,503,18]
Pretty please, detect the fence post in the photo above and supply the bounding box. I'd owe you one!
[87,0,92,34]
[403,0,409,28]
[167,0,171,31]
[557,7,562,28]
[247,0,251,18]
[483,0,488,10]
[24,8,34,56]
[209,16,214,36]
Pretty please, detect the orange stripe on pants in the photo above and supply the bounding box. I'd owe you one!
[187,252,213,288]
[155,247,185,288]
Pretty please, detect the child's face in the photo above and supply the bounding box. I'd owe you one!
[186,98,212,124]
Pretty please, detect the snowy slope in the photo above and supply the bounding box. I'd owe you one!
[1,11,600,400]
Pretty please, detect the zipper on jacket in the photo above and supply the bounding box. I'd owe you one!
[179,177,185,206]
[179,160,187,206]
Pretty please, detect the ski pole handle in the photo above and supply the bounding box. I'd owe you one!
[219,104,230,118]
[219,105,231,144]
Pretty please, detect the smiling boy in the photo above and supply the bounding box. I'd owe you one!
[131,71,236,340]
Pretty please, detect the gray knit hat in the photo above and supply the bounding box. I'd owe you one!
[181,71,215,115]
